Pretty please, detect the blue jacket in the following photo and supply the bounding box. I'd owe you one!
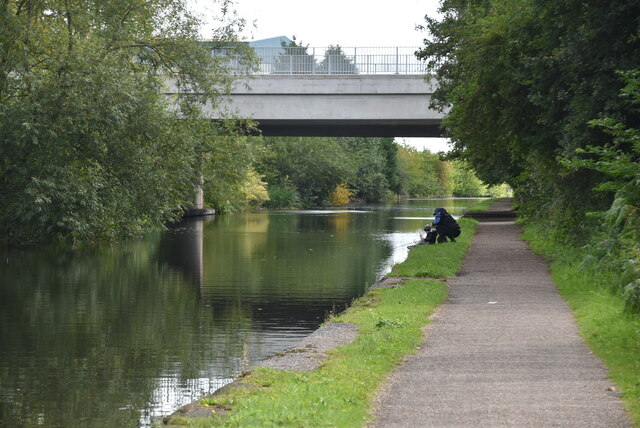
[433,210,460,235]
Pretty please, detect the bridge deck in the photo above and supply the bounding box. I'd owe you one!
[170,75,445,137]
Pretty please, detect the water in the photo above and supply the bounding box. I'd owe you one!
[0,198,484,427]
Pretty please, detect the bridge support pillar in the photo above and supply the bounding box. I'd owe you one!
[184,175,215,217]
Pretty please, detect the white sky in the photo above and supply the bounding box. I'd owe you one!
[190,0,450,153]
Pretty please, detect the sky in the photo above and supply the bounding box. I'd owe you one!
[190,0,451,153]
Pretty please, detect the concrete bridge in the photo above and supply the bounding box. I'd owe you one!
[180,44,445,214]
[206,74,443,137]
[194,45,445,137]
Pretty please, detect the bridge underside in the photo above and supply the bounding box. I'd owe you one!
[250,119,443,137]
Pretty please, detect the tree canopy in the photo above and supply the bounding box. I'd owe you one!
[0,0,252,245]
[418,0,640,307]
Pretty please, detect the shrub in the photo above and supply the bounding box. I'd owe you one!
[328,183,352,206]
[265,183,300,209]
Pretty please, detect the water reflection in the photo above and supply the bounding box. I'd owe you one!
[0,198,485,427]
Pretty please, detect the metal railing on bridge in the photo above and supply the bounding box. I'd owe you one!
[215,46,426,75]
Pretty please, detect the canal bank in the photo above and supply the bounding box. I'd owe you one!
[162,199,633,427]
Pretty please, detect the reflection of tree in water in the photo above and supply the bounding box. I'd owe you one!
[0,207,412,427]
[194,212,389,323]
[0,242,252,427]
[329,212,352,233]
[156,217,208,286]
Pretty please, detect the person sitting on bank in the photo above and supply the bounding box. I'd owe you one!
[423,207,461,244]
[433,207,461,243]
[421,224,438,245]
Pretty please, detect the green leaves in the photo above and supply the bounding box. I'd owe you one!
[0,0,251,245]
[563,71,640,309]
[419,0,640,243]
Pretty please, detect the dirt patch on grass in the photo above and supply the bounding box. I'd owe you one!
[257,322,359,372]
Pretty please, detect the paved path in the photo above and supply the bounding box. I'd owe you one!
[371,200,631,427]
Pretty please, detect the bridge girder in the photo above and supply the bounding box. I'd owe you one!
[174,75,446,138]
[245,119,443,138]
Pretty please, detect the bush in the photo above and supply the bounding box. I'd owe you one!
[328,183,352,206]
[265,183,300,209]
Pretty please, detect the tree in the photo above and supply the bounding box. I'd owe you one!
[418,0,640,240]
[564,70,640,309]
[339,137,396,202]
[256,137,353,207]
[272,36,315,74]
[317,45,357,74]
[397,145,448,197]
[450,160,487,197]
[0,0,252,245]
[380,138,404,195]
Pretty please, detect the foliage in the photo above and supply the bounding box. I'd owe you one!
[381,138,404,195]
[255,136,495,206]
[272,40,356,75]
[522,222,640,424]
[265,182,300,209]
[0,0,252,245]
[273,36,315,74]
[255,137,352,207]
[202,131,261,213]
[241,169,270,207]
[328,183,352,206]
[340,137,398,202]
[450,160,488,197]
[255,137,403,207]
[207,166,269,213]
[317,45,357,74]
[486,184,513,198]
[563,70,640,309]
[418,0,640,242]
[397,144,450,196]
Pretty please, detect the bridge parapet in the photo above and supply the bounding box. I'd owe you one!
[216,46,426,76]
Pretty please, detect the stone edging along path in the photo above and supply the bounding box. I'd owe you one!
[163,276,423,423]
[163,321,360,422]
[369,199,632,427]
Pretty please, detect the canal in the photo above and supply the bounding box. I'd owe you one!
[0,198,484,427]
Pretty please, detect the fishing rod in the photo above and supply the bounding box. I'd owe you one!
[392,240,421,249]
[391,229,426,249]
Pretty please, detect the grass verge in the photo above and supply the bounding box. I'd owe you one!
[390,218,477,277]
[522,222,640,426]
[163,220,478,427]
[466,198,498,212]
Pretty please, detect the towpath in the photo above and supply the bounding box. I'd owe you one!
[370,199,631,427]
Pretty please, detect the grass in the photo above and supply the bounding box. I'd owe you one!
[390,218,478,277]
[467,197,498,212]
[522,223,640,426]
[163,219,479,427]
[188,280,448,427]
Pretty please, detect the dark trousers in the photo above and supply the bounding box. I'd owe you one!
[435,224,459,242]
[424,230,438,244]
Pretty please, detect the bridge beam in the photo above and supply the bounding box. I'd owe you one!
[199,75,445,138]
[253,119,443,137]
